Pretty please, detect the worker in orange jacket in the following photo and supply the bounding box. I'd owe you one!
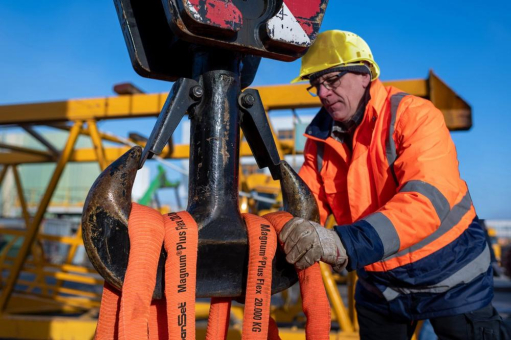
[279,30,508,339]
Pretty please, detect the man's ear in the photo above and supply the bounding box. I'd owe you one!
[361,73,371,88]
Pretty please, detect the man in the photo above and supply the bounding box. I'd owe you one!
[280,30,507,339]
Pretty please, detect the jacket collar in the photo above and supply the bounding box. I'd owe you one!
[366,79,387,119]
[305,108,332,141]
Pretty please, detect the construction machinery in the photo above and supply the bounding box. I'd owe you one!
[137,165,181,212]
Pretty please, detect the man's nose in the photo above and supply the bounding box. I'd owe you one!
[317,84,332,99]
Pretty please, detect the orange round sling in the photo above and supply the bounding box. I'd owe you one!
[95,203,331,339]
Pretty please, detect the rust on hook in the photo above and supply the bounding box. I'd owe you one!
[81,150,319,300]
[82,146,166,299]
[279,160,320,223]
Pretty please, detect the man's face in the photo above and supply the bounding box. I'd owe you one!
[312,71,371,122]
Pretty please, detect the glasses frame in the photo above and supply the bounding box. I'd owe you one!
[307,72,347,97]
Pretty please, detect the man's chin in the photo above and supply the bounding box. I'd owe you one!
[328,110,351,123]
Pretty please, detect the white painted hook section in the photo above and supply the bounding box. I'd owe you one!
[266,2,311,47]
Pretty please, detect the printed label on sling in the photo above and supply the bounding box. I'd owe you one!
[168,213,189,294]
[251,224,271,332]
[178,301,187,339]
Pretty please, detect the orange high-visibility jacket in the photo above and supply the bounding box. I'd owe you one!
[299,79,492,320]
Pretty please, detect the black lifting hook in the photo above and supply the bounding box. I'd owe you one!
[81,149,319,299]
[82,52,320,300]
[82,78,202,299]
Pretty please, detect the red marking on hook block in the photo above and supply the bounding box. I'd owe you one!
[285,0,323,36]
[184,0,242,32]
[114,0,330,77]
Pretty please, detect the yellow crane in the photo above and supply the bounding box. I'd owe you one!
[0,72,471,339]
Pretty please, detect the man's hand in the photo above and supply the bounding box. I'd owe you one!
[279,217,348,271]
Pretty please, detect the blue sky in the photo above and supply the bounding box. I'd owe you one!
[1,1,510,218]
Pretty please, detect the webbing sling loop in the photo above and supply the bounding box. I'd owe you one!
[95,204,198,339]
[95,205,330,339]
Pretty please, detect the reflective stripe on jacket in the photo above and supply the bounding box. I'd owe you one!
[299,79,492,320]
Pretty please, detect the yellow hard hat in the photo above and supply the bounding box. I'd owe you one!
[291,30,380,83]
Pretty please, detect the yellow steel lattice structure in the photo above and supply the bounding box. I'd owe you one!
[0,71,468,339]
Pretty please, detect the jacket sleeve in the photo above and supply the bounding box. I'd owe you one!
[335,96,473,271]
[298,139,332,225]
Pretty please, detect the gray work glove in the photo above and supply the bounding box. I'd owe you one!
[279,217,348,272]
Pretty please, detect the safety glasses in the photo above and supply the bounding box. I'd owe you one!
[307,71,348,97]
